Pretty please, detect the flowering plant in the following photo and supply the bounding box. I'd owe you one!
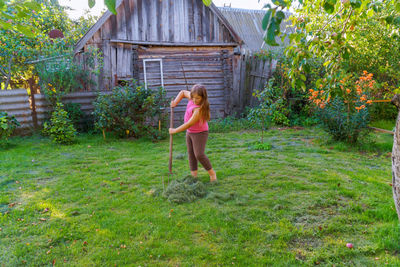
[308,71,375,143]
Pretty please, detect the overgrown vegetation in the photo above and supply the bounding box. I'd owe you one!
[0,111,19,142]
[92,82,168,141]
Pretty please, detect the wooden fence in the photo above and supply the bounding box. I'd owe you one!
[233,53,277,114]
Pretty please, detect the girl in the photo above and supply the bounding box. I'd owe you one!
[169,84,217,183]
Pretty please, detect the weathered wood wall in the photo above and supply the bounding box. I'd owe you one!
[137,46,232,122]
[76,0,239,108]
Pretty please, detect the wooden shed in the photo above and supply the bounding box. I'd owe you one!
[74,0,243,120]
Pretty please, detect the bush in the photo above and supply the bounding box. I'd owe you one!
[43,102,76,144]
[92,82,168,141]
[0,111,20,141]
[309,72,375,143]
[64,103,94,133]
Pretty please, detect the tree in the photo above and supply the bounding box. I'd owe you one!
[262,0,400,91]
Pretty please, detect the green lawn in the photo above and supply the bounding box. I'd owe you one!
[1,128,399,266]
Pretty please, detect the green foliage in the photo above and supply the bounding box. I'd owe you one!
[247,140,272,151]
[263,0,400,95]
[92,82,168,140]
[64,102,94,133]
[249,77,290,128]
[43,102,76,144]
[0,111,19,141]
[35,46,101,109]
[317,96,370,143]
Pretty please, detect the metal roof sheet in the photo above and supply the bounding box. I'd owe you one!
[218,7,294,52]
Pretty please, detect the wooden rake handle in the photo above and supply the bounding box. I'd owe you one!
[169,106,174,175]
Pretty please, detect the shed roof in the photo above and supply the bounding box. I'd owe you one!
[218,7,294,52]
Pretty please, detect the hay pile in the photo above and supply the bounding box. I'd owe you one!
[163,176,207,203]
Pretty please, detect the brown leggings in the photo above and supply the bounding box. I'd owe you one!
[186,131,212,171]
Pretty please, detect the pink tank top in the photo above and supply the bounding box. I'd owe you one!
[184,100,209,133]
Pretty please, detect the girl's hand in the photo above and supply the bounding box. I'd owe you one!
[169,128,176,134]
[170,100,177,108]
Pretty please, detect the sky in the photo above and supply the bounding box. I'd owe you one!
[58,0,268,20]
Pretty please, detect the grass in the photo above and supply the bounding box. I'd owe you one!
[0,127,399,266]
[370,119,396,131]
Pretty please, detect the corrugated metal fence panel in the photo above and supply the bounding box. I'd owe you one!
[34,91,113,126]
[0,89,33,129]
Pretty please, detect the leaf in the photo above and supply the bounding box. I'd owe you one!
[323,60,331,67]
[88,0,96,8]
[0,0,4,9]
[367,9,374,18]
[349,0,362,9]
[104,0,116,15]
[0,20,12,30]
[23,1,41,11]
[265,19,279,46]
[275,10,285,24]
[272,0,287,8]
[262,9,273,30]
[323,1,335,14]
[15,24,36,38]
[202,0,212,6]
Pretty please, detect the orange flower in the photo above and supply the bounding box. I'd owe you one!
[326,95,331,103]
[366,100,372,104]
[319,103,326,109]
[309,89,314,93]
[346,89,351,94]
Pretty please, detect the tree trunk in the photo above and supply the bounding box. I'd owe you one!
[391,94,400,221]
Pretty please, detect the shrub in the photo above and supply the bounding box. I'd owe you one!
[43,102,76,144]
[64,103,94,133]
[309,71,375,143]
[0,111,20,141]
[92,82,168,141]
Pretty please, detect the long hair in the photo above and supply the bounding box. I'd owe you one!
[190,84,210,122]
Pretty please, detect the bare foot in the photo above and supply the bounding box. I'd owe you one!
[208,169,217,183]
[191,170,198,178]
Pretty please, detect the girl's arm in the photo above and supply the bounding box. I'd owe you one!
[169,108,200,134]
[171,90,191,107]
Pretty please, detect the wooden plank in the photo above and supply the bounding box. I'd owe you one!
[168,0,174,41]
[156,0,162,41]
[110,14,118,39]
[132,0,139,40]
[111,45,117,86]
[173,0,180,42]
[202,3,209,42]
[117,1,126,40]
[188,0,195,41]
[125,0,132,40]
[148,0,157,41]
[161,0,169,42]
[102,41,112,90]
[193,0,202,41]
[369,126,394,135]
